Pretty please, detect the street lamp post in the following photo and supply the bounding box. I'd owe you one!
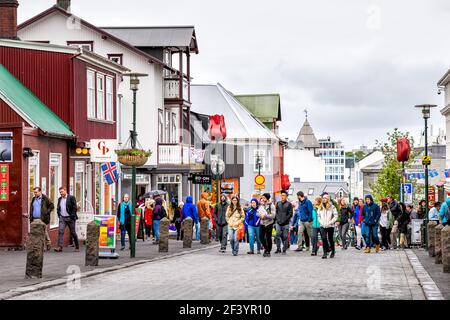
[124,72,148,258]
[415,104,437,249]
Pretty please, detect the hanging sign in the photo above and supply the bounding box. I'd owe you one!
[90,139,117,162]
[0,164,9,201]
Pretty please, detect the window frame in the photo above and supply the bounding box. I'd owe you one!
[107,53,123,65]
[49,153,62,229]
[67,41,94,51]
[105,76,114,122]
[87,70,96,119]
[96,73,105,120]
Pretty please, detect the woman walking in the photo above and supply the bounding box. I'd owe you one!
[379,202,394,250]
[311,196,322,256]
[397,202,411,249]
[337,198,353,250]
[144,199,155,241]
[152,197,167,245]
[258,193,276,257]
[245,198,262,254]
[317,194,338,259]
[226,196,246,256]
[117,194,133,251]
[172,202,183,240]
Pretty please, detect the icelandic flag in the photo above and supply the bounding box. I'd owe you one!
[101,162,119,185]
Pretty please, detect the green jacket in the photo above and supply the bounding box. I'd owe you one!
[312,207,321,229]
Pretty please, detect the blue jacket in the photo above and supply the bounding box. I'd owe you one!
[312,207,320,229]
[291,211,299,228]
[439,197,450,224]
[297,197,313,222]
[353,205,362,226]
[182,196,199,224]
[245,198,261,227]
[362,195,381,226]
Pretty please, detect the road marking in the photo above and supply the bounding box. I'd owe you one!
[404,249,444,300]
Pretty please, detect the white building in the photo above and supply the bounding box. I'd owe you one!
[319,137,345,182]
[351,151,384,198]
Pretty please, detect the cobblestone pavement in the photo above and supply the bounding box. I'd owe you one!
[11,245,427,300]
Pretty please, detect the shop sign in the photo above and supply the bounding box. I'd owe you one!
[0,164,9,201]
[123,174,150,184]
[221,182,234,194]
[90,139,117,162]
[0,132,13,163]
[190,174,212,185]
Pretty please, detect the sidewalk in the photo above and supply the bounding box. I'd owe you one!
[412,248,450,299]
[0,239,217,295]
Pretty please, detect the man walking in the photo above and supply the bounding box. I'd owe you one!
[29,187,54,251]
[362,194,381,253]
[294,191,313,252]
[197,192,211,240]
[55,187,79,252]
[214,194,229,252]
[275,190,293,254]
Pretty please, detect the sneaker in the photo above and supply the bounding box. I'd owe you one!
[247,251,254,255]
[322,253,328,259]
[364,247,371,254]
[120,246,125,251]
[295,247,303,252]
[282,248,287,254]
[330,251,335,258]
[375,245,381,253]
[275,249,281,254]
[233,252,238,256]
[355,245,361,250]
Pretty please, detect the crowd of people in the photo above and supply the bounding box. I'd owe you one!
[125,189,450,258]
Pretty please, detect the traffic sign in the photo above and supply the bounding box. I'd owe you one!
[422,155,431,166]
[401,183,413,204]
[255,185,265,190]
[254,175,265,185]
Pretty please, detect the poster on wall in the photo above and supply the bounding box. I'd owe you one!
[94,215,117,249]
[0,132,13,163]
[411,219,423,244]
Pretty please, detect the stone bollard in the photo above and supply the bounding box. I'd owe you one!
[200,217,210,244]
[85,221,100,267]
[427,221,437,257]
[159,217,170,253]
[442,225,450,273]
[182,217,193,248]
[435,224,444,264]
[25,220,46,279]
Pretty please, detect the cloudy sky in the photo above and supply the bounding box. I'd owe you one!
[19,0,449,149]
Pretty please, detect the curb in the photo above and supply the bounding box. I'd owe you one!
[404,249,444,300]
[0,244,220,300]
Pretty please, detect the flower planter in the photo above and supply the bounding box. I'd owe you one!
[117,155,148,167]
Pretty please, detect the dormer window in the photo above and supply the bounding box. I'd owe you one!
[67,41,94,51]
[107,54,123,65]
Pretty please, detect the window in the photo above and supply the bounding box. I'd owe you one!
[308,188,314,196]
[96,75,105,120]
[158,109,164,142]
[105,77,113,121]
[107,54,123,65]
[49,153,62,228]
[171,112,177,143]
[67,41,93,51]
[87,70,95,118]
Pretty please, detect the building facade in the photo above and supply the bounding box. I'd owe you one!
[318,137,345,182]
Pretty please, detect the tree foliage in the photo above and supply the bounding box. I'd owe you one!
[370,128,423,203]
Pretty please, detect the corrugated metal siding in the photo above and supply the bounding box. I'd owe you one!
[0,46,72,125]
[0,99,25,124]
[73,59,116,141]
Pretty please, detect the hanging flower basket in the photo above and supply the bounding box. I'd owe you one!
[116,149,152,167]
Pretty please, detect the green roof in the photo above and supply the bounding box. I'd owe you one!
[234,94,281,122]
[0,64,74,138]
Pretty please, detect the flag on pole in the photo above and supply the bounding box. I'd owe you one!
[101,162,119,185]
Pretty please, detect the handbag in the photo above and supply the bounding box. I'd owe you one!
[236,222,245,241]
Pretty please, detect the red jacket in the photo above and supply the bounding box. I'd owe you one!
[144,208,153,225]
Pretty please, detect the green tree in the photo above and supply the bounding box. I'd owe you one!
[370,128,423,203]
[346,151,367,161]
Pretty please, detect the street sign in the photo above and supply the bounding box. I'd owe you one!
[255,184,265,190]
[254,175,265,185]
[401,183,413,204]
[422,155,431,166]
[211,159,225,175]
[189,174,212,185]
[428,187,436,208]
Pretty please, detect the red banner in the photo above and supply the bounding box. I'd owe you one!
[0,164,9,201]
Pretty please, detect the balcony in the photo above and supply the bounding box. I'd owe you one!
[164,77,189,101]
[158,143,190,165]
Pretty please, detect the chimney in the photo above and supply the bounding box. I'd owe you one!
[56,0,70,12]
[0,0,19,40]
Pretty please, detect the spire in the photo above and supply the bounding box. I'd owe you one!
[295,113,320,149]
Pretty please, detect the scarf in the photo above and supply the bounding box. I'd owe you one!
[119,201,133,225]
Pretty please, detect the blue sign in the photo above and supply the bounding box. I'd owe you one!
[401,183,413,204]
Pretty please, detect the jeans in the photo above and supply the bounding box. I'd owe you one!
[289,226,298,245]
[363,224,380,248]
[228,227,239,254]
[175,220,182,240]
[311,228,320,253]
[338,222,349,248]
[380,226,391,249]
[297,221,312,247]
[216,224,228,250]
[58,217,79,248]
[260,224,274,253]
[195,222,200,241]
[275,224,289,251]
[120,223,131,248]
[248,225,261,252]
[320,227,335,254]
[153,220,161,241]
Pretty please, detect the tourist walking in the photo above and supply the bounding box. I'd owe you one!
[245,198,262,254]
[172,202,183,240]
[294,191,313,252]
[181,196,199,240]
[387,195,402,249]
[29,187,54,251]
[429,202,441,222]
[214,194,229,253]
[379,202,394,250]
[152,196,167,245]
[352,197,363,250]
[144,199,155,240]
[362,194,381,253]
[258,193,276,257]
[337,198,353,250]
[317,194,338,259]
[197,192,211,240]
[226,196,246,256]
[397,203,411,249]
[54,187,79,252]
[275,190,293,254]
[311,196,322,256]
[439,197,450,226]
[117,194,133,250]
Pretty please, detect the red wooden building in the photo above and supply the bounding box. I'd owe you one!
[0,0,128,247]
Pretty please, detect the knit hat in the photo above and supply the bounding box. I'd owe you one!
[250,198,259,206]
[353,197,359,202]
[262,193,271,200]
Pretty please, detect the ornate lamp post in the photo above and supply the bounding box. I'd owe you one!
[123,72,148,258]
[415,104,437,249]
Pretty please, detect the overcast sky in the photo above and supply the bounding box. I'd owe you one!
[19,0,449,149]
